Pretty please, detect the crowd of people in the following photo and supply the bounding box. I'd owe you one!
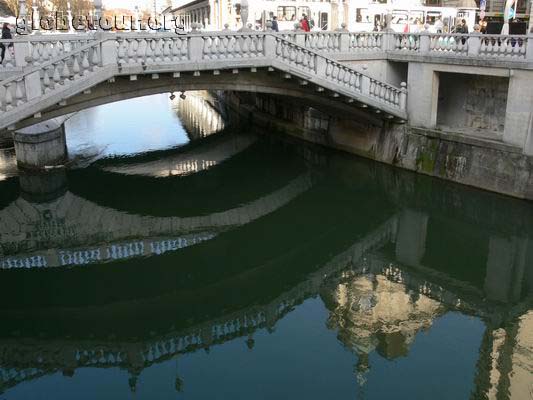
[270,13,314,32]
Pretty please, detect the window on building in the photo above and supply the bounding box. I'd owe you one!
[426,11,442,24]
[298,6,310,18]
[356,8,371,23]
[277,6,297,21]
[392,10,408,24]
[410,11,424,24]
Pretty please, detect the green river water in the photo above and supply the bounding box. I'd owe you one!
[0,93,531,400]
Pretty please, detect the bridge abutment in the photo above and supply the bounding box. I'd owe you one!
[13,118,68,170]
[406,63,439,129]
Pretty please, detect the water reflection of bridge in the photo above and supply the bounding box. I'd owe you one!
[0,206,531,398]
[102,133,256,177]
[0,173,312,268]
[0,138,532,398]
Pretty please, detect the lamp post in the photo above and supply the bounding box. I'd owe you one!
[32,5,39,33]
[94,0,102,29]
[18,0,28,32]
[238,0,249,31]
[67,1,74,33]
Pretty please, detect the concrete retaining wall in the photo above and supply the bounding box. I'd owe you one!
[223,91,533,201]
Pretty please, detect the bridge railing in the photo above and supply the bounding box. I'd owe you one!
[270,30,533,62]
[0,31,408,128]
[0,38,104,117]
[0,34,99,73]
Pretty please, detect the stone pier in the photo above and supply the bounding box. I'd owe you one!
[13,117,68,170]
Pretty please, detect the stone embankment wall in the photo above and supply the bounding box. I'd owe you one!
[222,91,533,201]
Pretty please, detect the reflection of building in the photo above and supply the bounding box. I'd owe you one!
[321,265,445,386]
[0,149,16,182]
[323,272,443,359]
[0,202,531,398]
[171,91,225,141]
[0,216,398,394]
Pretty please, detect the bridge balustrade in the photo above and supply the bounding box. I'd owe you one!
[0,31,410,130]
[295,30,532,61]
[2,29,532,130]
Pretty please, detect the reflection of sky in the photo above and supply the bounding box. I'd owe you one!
[0,148,17,181]
[4,300,484,400]
[66,94,189,159]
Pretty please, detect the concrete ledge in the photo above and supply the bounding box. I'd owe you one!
[410,127,523,154]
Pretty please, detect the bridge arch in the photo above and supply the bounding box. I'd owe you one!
[0,32,407,132]
[11,69,387,131]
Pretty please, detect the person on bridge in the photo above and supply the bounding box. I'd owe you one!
[271,16,279,32]
[1,23,13,64]
[457,19,469,34]
[434,17,444,33]
[300,15,310,32]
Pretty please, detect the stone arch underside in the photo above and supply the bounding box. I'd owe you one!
[8,69,387,132]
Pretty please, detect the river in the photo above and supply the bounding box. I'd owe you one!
[0,92,531,400]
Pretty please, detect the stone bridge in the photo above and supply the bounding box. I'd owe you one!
[1,30,533,192]
[1,30,532,161]
[1,30,532,129]
[0,31,409,132]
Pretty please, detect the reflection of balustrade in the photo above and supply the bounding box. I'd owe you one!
[0,173,313,266]
[0,216,399,391]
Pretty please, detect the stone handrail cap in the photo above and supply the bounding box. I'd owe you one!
[15,115,70,135]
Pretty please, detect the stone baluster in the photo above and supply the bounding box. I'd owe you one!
[419,32,430,54]
[526,33,533,61]
[381,31,395,52]
[467,33,482,56]
[100,34,117,66]
[399,82,407,111]
[339,32,349,53]
[13,41,30,67]
[360,65,370,95]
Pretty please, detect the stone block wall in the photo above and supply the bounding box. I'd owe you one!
[221,90,533,201]
[437,73,508,135]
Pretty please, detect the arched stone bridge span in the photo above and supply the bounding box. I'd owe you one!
[0,32,407,131]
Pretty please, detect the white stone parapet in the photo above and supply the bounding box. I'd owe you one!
[0,31,410,131]
[2,30,533,137]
